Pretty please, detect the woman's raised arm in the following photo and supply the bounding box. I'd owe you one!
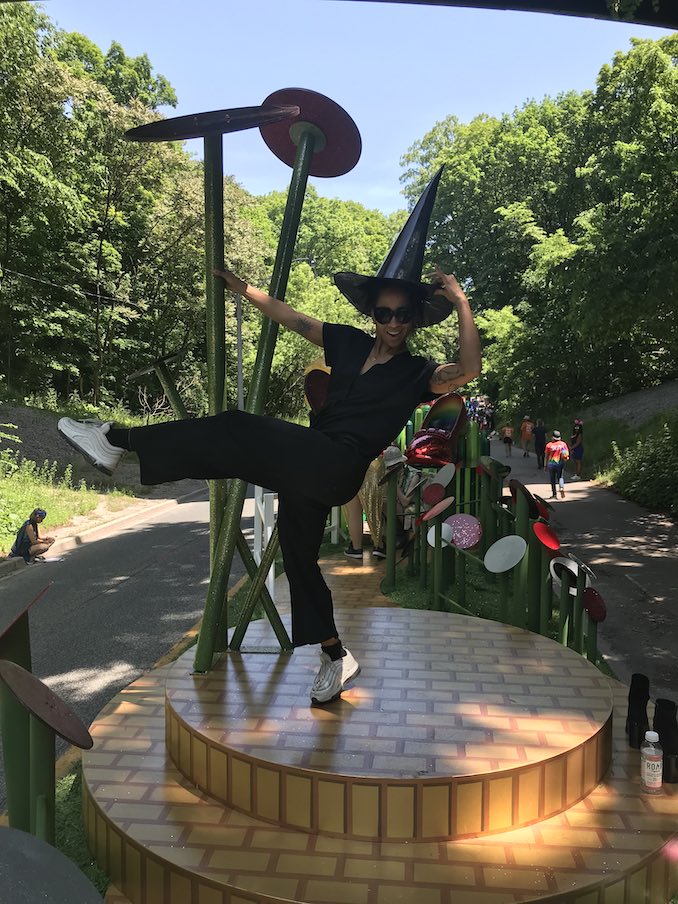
[427,266,482,394]
[214,268,324,347]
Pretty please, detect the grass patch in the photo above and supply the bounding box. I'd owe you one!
[55,765,109,895]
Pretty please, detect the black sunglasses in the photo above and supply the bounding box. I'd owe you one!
[373,306,414,324]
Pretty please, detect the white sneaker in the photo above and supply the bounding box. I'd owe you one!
[310,647,361,705]
[570,475,581,481]
[57,418,124,476]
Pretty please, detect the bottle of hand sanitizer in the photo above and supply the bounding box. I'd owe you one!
[640,730,663,794]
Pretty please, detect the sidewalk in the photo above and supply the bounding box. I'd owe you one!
[493,440,678,698]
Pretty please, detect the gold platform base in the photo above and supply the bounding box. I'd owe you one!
[166,608,612,841]
[82,607,678,904]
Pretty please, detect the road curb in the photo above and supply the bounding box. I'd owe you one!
[0,487,207,580]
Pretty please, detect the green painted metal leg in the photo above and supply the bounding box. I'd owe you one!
[0,614,32,832]
[204,133,228,566]
[29,716,55,844]
[230,525,291,651]
[194,129,318,672]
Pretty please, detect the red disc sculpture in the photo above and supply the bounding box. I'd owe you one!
[260,88,361,177]
[533,520,561,552]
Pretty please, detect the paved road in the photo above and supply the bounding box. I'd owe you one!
[494,440,678,699]
[0,489,254,810]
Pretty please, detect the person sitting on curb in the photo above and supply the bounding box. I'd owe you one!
[8,508,55,563]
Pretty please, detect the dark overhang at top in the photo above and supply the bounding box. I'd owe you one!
[334,0,678,30]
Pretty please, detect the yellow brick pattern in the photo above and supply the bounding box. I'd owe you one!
[86,603,678,904]
[165,606,613,841]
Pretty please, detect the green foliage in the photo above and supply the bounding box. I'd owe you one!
[603,418,678,515]
[402,34,678,414]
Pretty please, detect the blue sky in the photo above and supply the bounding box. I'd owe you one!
[42,0,667,213]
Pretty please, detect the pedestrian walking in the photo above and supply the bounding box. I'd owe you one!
[533,418,547,470]
[570,419,584,480]
[520,415,534,457]
[544,430,570,499]
[500,422,514,457]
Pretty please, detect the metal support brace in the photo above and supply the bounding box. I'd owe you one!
[194,129,318,672]
[230,525,292,651]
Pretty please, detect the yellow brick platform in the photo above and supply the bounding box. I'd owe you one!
[164,608,613,842]
[83,637,678,903]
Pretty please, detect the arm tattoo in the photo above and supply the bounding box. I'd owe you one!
[294,316,313,336]
[432,363,462,385]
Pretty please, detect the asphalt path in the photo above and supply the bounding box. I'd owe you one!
[0,487,254,811]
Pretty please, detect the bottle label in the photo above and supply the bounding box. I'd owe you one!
[642,754,663,789]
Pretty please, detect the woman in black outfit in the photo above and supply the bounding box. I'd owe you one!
[59,264,480,704]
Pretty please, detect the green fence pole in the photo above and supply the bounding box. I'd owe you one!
[382,470,399,593]
[574,568,587,654]
[432,519,442,609]
[559,572,572,646]
[194,128,318,671]
[586,619,598,663]
[29,716,55,844]
[526,524,542,634]
[512,494,529,628]
[538,545,551,636]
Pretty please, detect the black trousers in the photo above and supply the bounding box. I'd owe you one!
[129,411,367,647]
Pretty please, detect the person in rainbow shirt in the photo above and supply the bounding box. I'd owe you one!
[544,430,570,500]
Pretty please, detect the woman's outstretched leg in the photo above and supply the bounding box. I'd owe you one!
[58,411,365,506]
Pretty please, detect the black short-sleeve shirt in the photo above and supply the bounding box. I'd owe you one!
[311,323,438,461]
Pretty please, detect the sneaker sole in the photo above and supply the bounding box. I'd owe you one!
[58,424,115,476]
[310,662,361,706]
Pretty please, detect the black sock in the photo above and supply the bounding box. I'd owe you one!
[322,642,345,662]
[107,427,131,450]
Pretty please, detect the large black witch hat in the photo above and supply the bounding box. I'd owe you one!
[334,167,451,327]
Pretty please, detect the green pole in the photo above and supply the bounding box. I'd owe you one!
[408,482,419,578]
[29,716,55,844]
[513,494,530,628]
[538,544,551,636]
[432,519,442,609]
[574,568,587,654]
[0,615,32,832]
[382,470,399,593]
[455,547,467,609]
[194,129,318,672]
[586,619,598,663]
[559,572,572,646]
[204,133,227,565]
[526,524,542,634]
[154,360,189,420]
